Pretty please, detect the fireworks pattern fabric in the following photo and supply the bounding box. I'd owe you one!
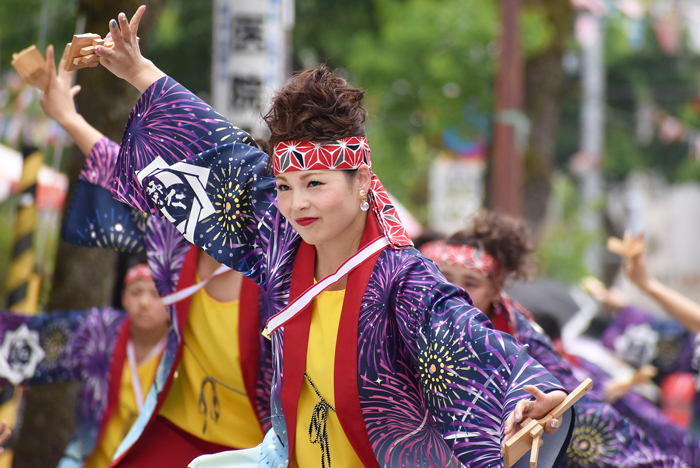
[601,306,694,377]
[111,76,574,467]
[43,137,273,466]
[0,307,126,468]
[493,295,689,468]
[598,306,700,467]
[61,137,146,253]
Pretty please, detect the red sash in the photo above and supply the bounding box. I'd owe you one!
[280,215,386,467]
[82,316,130,467]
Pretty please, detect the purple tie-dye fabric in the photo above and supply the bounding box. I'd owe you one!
[111,76,574,467]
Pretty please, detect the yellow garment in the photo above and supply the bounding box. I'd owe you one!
[291,289,364,468]
[159,286,263,448]
[85,346,160,468]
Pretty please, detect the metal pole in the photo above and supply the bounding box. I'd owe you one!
[491,0,525,216]
[579,14,605,276]
[38,0,50,52]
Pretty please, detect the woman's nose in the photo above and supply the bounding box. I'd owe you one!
[291,191,310,211]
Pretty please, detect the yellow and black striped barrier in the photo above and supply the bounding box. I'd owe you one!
[0,147,43,467]
[7,147,43,312]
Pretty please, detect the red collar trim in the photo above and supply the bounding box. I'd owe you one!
[281,215,384,467]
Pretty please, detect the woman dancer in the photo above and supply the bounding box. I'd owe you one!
[36,45,272,466]
[421,209,691,467]
[89,7,575,467]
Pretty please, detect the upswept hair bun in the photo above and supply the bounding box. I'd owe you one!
[447,210,535,282]
[263,65,367,152]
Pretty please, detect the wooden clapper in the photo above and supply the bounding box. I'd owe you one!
[502,378,593,468]
[63,33,114,71]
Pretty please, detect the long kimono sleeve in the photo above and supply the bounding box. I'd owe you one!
[61,137,146,253]
[0,307,124,387]
[389,253,572,467]
[111,76,278,284]
[513,311,688,468]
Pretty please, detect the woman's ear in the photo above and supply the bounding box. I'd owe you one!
[357,164,372,192]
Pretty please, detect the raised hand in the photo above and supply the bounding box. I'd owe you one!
[39,44,104,156]
[504,386,566,441]
[623,232,651,290]
[39,45,80,125]
[95,6,165,93]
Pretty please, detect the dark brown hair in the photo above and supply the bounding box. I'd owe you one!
[263,65,367,153]
[447,210,535,282]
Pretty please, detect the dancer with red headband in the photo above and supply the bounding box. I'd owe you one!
[421,210,691,468]
[29,45,273,466]
[0,260,165,468]
[85,7,578,467]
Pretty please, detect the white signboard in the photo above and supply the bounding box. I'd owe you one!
[428,155,485,235]
[212,0,294,138]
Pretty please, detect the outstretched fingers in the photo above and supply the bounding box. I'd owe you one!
[107,16,124,49]
[129,6,146,38]
[45,45,57,82]
[118,12,133,44]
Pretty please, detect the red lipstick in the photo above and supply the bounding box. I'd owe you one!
[295,217,318,226]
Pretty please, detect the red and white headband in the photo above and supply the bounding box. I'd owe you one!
[124,264,153,288]
[272,136,412,248]
[420,240,498,277]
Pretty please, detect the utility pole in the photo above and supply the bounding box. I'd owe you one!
[490,0,526,216]
[579,13,605,276]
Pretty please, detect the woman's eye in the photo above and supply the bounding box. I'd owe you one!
[276,184,290,192]
[308,180,323,187]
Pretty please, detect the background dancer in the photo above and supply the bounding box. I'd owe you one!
[421,209,694,467]
[37,44,272,467]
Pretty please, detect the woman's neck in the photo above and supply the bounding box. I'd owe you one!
[314,213,367,291]
[130,325,166,363]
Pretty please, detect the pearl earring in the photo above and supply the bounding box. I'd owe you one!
[360,189,370,211]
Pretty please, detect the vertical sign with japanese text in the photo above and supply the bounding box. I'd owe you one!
[212,0,294,138]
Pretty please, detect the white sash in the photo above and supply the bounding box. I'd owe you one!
[263,236,389,337]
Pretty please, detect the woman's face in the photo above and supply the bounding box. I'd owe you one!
[275,167,370,248]
[439,264,502,315]
[122,279,169,333]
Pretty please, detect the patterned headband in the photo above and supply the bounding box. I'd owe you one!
[420,241,498,277]
[123,264,153,288]
[272,136,412,248]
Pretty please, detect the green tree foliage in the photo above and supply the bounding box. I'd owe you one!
[144,0,213,96]
[556,16,700,183]
[295,0,555,219]
[0,0,78,72]
[536,173,595,283]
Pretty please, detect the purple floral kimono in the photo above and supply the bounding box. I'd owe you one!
[107,76,575,467]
